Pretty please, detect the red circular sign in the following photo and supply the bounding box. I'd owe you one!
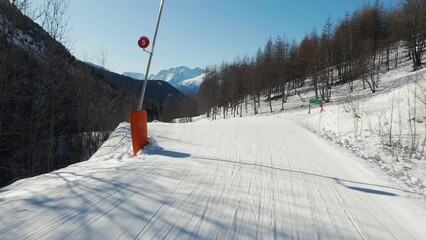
[138,36,150,49]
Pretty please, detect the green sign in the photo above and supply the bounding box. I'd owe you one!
[309,99,323,104]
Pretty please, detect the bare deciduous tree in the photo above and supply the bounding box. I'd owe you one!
[402,0,426,69]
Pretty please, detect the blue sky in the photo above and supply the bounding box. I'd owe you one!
[67,0,400,74]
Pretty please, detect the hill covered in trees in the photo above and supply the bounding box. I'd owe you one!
[0,0,195,187]
[0,0,140,187]
[198,0,426,118]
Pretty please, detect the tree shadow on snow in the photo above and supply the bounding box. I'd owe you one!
[151,148,191,159]
[190,155,411,196]
[145,144,191,159]
[346,186,397,196]
[0,162,296,240]
[333,178,398,196]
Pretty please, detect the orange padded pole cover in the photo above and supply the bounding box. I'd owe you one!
[129,111,148,156]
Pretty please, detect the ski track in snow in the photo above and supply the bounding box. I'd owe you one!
[1,117,426,239]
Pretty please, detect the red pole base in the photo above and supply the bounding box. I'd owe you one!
[129,111,148,156]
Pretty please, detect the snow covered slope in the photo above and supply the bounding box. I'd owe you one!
[1,117,426,239]
[177,73,206,95]
[202,51,426,198]
[180,73,206,88]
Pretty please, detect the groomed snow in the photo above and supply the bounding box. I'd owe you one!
[1,117,426,239]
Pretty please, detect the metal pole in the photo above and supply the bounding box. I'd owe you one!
[138,0,165,110]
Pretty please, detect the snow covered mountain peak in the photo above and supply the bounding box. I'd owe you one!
[152,66,204,86]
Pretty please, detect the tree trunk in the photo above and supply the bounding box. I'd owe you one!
[240,100,243,117]
[386,45,390,72]
[252,94,257,114]
[394,42,399,68]
[281,82,285,110]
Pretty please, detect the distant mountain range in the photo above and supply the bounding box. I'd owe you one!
[122,66,205,95]
[89,65,186,103]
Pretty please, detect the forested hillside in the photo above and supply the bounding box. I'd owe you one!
[198,0,425,118]
[0,1,137,187]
